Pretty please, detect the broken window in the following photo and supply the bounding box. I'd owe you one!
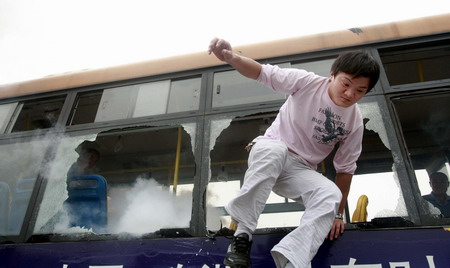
[0,137,51,235]
[206,97,411,231]
[392,90,450,219]
[34,124,196,235]
[206,113,305,231]
[346,99,406,223]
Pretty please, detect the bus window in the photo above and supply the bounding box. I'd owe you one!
[393,91,450,219]
[344,100,405,222]
[166,77,201,114]
[291,58,335,77]
[35,125,196,235]
[0,102,18,134]
[0,182,9,234]
[206,114,304,231]
[210,58,332,109]
[132,78,201,117]
[69,77,201,125]
[69,91,103,125]
[206,100,410,231]
[10,96,65,133]
[379,40,450,86]
[132,81,170,117]
[0,138,50,236]
[212,64,290,108]
[94,84,139,122]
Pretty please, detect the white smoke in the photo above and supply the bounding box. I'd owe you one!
[46,177,192,235]
[110,178,192,235]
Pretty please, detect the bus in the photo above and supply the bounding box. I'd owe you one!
[0,13,450,268]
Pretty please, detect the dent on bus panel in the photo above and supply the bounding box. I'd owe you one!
[34,125,196,236]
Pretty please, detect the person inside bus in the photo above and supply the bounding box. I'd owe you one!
[64,140,108,232]
[208,38,380,268]
[422,172,450,217]
[39,141,102,233]
[66,140,101,188]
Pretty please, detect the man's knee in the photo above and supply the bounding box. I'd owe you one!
[330,185,342,204]
[311,183,342,208]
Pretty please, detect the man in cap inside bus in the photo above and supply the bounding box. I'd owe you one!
[66,140,101,185]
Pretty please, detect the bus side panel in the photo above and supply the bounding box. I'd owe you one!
[313,228,450,267]
[0,228,449,267]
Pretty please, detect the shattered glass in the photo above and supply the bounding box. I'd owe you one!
[34,124,196,236]
[0,136,52,235]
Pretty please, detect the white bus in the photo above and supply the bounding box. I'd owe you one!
[0,13,449,268]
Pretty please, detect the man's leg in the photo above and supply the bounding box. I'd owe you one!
[271,153,342,268]
[224,139,289,267]
[225,139,289,233]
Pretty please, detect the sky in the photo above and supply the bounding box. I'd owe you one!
[0,0,449,85]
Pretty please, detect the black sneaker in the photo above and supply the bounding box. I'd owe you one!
[224,233,252,267]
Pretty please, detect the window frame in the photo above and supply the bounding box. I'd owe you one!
[386,87,450,225]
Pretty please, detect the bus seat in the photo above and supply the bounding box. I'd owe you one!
[8,178,36,235]
[0,182,10,235]
[64,174,107,232]
[352,194,369,222]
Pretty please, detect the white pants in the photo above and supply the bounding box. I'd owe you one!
[225,139,342,268]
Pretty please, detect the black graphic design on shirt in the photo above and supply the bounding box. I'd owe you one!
[312,107,351,145]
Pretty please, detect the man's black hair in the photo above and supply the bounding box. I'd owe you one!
[331,51,380,92]
[430,172,449,182]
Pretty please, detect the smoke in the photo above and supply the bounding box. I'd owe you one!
[53,208,93,234]
[46,177,192,236]
[109,178,192,235]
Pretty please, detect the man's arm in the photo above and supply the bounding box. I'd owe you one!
[208,38,262,80]
[329,172,353,240]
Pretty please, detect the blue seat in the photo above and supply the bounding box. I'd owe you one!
[0,182,10,235]
[64,174,107,232]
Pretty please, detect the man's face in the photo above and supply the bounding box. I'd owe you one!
[430,175,449,195]
[328,72,370,108]
[77,150,99,167]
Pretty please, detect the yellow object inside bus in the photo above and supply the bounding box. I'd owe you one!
[352,195,369,222]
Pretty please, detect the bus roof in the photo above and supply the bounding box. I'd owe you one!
[0,13,449,100]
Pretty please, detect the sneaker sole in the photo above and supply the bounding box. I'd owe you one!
[224,256,251,268]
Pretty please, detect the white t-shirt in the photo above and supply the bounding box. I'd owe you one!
[254,64,364,174]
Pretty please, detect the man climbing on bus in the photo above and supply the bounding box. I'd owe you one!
[208,38,380,268]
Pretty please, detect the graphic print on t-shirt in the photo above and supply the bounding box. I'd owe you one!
[312,107,351,145]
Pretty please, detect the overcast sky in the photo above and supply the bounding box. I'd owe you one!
[0,0,449,85]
